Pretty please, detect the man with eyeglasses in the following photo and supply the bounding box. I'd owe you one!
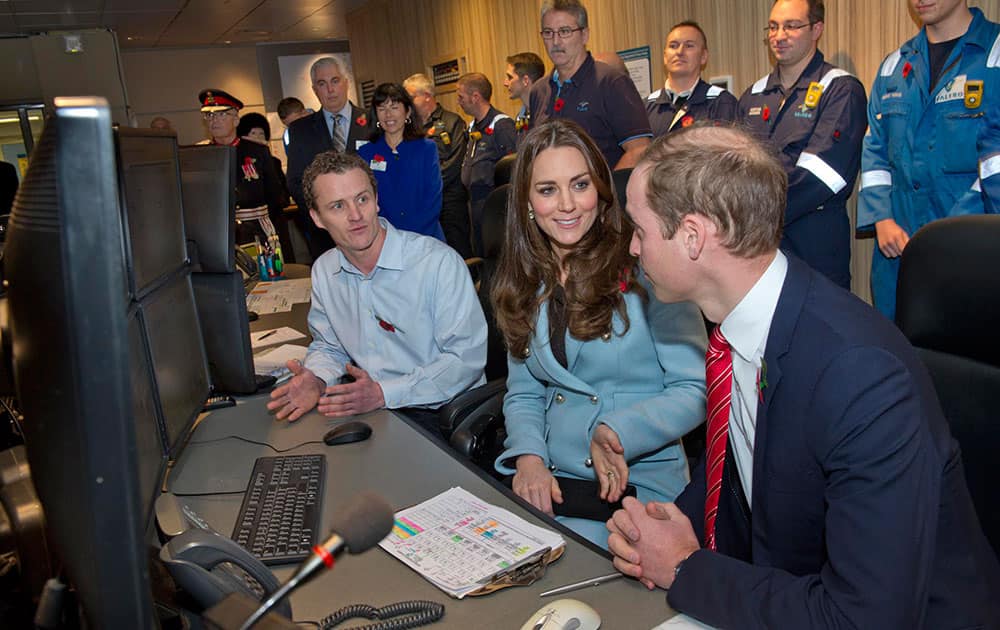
[286,57,372,259]
[528,0,651,170]
[858,0,1000,320]
[198,88,287,256]
[737,0,866,291]
[646,21,738,138]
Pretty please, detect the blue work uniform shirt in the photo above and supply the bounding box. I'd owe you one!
[646,78,738,137]
[739,50,867,290]
[858,7,1000,319]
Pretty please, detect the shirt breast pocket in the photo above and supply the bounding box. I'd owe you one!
[879,101,910,165]
[938,110,984,174]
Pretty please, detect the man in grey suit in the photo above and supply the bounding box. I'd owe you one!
[286,57,372,259]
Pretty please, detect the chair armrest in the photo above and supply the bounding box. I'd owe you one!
[438,378,506,437]
[448,387,506,460]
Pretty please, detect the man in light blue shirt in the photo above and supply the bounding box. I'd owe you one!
[268,151,487,433]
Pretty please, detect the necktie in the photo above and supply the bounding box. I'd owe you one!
[331,113,346,152]
[704,325,733,551]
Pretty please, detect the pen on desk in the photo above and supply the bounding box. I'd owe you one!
[538,572,623,597]
[257,330,278,341]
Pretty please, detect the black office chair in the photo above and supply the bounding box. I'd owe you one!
[493,154,517,188]
[896,214,1000,558]
[441,184,510,446]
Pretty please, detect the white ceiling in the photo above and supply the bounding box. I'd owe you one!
[0,0,369,48]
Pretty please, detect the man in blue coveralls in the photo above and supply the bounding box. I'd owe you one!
[737,0,867,290]
[858,0,1000,320]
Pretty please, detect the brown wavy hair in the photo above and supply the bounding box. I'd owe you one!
[491,119,642,358]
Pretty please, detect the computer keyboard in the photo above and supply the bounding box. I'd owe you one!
[232,454,326,565]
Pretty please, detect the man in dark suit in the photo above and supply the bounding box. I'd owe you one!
[609,125,1000,628]
[285,56,371,259]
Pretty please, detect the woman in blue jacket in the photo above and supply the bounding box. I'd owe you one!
[358,83,444,241]
[492,119,707,547]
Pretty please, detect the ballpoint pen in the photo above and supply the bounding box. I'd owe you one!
[257,329,278,341]
[538,572,623,597]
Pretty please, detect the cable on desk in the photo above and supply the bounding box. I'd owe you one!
[315,600,445,630]
[186,434,326,453]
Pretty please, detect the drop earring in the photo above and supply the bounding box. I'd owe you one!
[527,206,535,221]
[376,121,382,129]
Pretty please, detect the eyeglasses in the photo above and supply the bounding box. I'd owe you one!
[202,110,236,120]
[540,26,584,40]
[765,21,815,35]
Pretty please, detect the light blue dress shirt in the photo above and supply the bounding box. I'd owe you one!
[304,219,487,409]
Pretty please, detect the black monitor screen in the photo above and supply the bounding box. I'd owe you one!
[116,129,189,295]
[128,308,169,513]
[178,145,236,273]
[140,272,211,456]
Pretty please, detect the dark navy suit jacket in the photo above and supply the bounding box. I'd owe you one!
[671,255,1000,629]
[285,103,371,212]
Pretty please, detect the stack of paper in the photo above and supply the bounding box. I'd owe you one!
[253,344,308,382]
[246,278,312,314]
[379,487,565,599]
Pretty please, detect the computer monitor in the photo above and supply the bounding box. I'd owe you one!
[114,127,211,453]
[6,97,157,626]
[177,145,236,273]
[114,127,189,296]
[176,144,263,395]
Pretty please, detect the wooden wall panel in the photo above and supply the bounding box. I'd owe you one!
[345,0,1000,300]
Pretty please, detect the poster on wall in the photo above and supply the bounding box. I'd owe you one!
[277,52,358,115]
[618,46,652,99]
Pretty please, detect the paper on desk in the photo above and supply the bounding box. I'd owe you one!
[246,278,312,314]
[253,344,308,380]
[379,486,565,599]
[250,326,306,349]
[652,614,718,629]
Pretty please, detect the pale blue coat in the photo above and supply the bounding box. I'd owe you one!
[496,289,707,543]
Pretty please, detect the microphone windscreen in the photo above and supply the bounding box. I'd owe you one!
[329,491,395,553]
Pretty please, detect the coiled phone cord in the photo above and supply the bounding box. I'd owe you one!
[318,600,445,630]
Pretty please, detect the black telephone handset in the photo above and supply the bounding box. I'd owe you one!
[157,495,293,620]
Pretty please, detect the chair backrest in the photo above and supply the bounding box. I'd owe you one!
[493,154,517,188]
[612,167,632,211]
[476,184,510,383]
[896,215,1000,557]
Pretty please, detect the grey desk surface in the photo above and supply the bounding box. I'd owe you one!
[168,400,677,629]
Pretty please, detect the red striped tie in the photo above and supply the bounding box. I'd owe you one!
[704,325,733,551]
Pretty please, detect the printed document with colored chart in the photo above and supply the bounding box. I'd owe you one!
[378,486,565,598]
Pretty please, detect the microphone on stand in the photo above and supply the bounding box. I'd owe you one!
[239,491,395,630]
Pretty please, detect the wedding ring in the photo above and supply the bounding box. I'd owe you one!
[606,470,616,478]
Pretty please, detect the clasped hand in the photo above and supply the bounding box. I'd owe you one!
[606,497,700,591]
[267,361,385,421]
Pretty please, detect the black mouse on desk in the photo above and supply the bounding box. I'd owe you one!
[323,421,372,445]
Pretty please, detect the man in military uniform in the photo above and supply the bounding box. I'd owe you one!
[859,0,1000,319]
[457,73,517,256]
[286,57,371,259]
[199,89,290,260]
[503,52,545,144]
[404,73,473,259]
[646,21,738,137]
[737,0,866,290]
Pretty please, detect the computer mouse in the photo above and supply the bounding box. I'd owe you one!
[520,599,601,630]
[323,421,372,446]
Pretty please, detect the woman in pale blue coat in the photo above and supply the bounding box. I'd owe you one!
[491,119,707,547]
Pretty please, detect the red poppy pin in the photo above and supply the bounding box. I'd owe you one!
[554,98,565,113]
[618,268,629,293]
[902,62,912,79]
[833,130,841,140]
[426,127,436,136]
[681,115,694,128]
[515,119,530,132]
[378,318,395,333]
[373,154,386,163]
[356,114,367,126]
[241,156,259,181]
[485,127,494,136]
[762,106,771,122]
